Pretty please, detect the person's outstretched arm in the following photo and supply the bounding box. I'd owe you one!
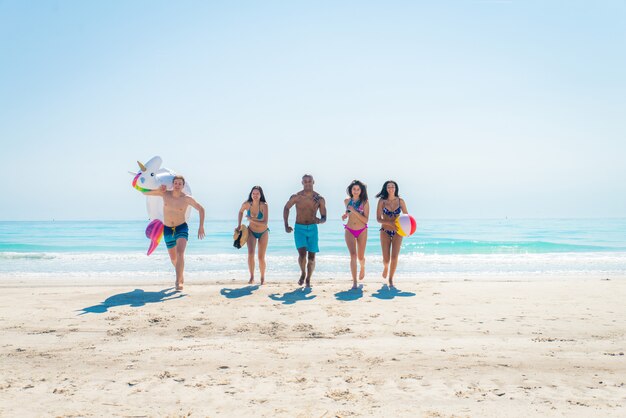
[236,202,248,231]
[284,195,297,233]
[400,198,409,214]
[317,197,327,224]
[142,184,167,196]
[187,196,205,239]
[376,199,395,229]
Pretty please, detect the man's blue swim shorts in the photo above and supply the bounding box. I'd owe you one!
[294,223,319,253]
[163,222,189,249]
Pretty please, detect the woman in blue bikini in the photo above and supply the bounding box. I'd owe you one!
[376,180,408,288]
[341,180,370,289]
[236,186,269,284]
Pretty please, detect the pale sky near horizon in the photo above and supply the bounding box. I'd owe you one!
[1,1,625,221]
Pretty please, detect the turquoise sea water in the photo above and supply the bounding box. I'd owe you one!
[1,219,626,280]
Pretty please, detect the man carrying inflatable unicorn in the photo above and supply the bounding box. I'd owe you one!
[142,176,205,291]
[134,157,205,291]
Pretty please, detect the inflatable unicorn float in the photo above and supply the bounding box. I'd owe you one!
[131,156,192,255]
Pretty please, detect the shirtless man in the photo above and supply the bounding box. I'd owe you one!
[143,175,205,291]
[284,174,327,287]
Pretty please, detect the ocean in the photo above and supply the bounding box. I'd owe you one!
[1,219,626,281]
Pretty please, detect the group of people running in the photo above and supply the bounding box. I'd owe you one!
[144,174,408,292]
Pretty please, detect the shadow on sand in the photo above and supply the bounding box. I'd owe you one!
[220,285,260,299]
[334,285,364,301]
[268,287,316,305]
[371,284,416,300]
[77,288,185,315]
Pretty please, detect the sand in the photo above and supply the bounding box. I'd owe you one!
[0,276,625,417]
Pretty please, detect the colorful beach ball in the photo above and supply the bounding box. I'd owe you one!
[395,214,417,237]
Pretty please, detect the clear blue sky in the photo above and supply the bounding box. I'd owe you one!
[1,1,625,220]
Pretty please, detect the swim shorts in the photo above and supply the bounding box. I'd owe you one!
[294,223,319,253]
[163,222,189,249]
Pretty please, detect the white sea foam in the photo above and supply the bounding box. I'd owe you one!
[2,251,626,281]
[0,252,56,260]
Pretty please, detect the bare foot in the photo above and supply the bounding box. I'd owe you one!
[382,265,388,279]
[359,265,365,281]
[248,277,254,284]
[351,283,358,290]
[389,279,395,289]
[305,279,311,288]
[175,280,183,291]
[298,274,305,286]
[260,277,265,285]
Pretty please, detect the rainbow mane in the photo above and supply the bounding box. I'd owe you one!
[132,172,153,193]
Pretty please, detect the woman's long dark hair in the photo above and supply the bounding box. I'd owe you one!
[346,180,368,202]
[375,180,399,200]
[247,185,267,203]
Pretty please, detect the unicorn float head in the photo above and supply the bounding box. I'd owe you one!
[132,156,192,255]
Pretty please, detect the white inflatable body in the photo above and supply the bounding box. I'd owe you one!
[132,156,192,255]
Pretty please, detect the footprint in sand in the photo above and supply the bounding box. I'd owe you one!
[333,327,352,336]
[291,323,314,332]
[335,410,358,416]
[531,337,575,342]
[306,331,327,339]
[179,326,200,337]
[234,323,254,333]
[259,321,287,337]
[324,306,351,318]
[401,374,423,380]
[148,316,168,325]
[107,327,131,337]
[325,389,355,401]
[27,329,56,335]
[157,370,176,379]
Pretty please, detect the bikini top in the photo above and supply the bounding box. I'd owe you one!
[382,198,401,217]
[247,204,264,220]
[346,199,365,215]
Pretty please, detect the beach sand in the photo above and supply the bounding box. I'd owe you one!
[1,277,625,417]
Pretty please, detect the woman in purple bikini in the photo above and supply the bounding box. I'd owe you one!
[341,180,370,289]
[376,180,408,288]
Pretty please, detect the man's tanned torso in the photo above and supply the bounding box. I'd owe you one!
[163,192,193,226]
[292,191,323,225]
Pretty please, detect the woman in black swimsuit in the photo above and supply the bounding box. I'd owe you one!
[376,180,408,287]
